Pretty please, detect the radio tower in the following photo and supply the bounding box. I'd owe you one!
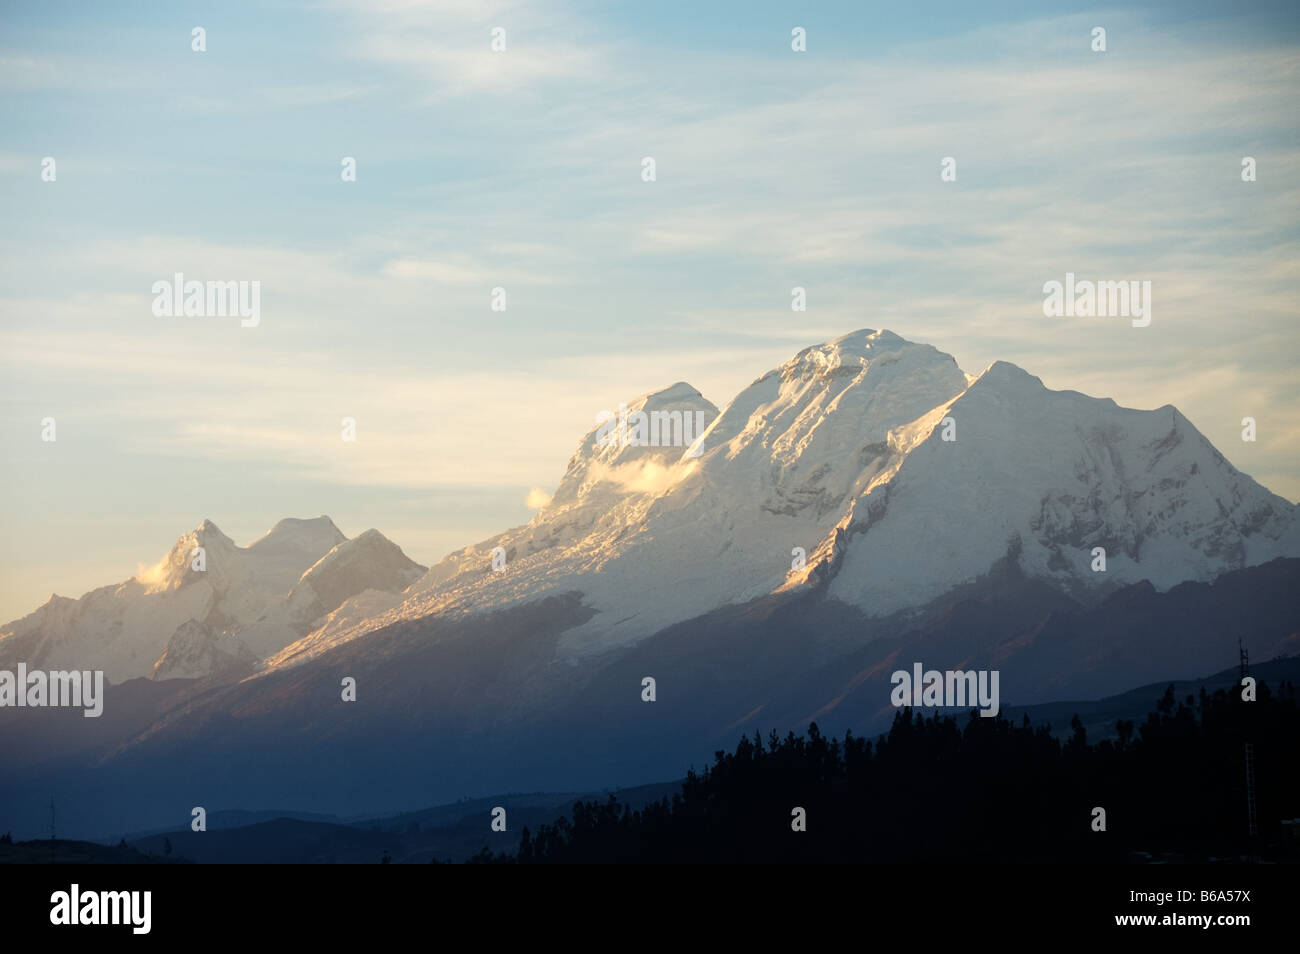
[1239,639,1258,841]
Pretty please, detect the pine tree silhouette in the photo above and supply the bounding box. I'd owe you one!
[462,681,1300,864]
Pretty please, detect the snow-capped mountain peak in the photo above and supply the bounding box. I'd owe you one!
[279,329,1296,667]
[286,528,425,620]
[135,518,238,594]
[0,517,421,683]
[547,380,719,509]
[824,352,1300,613]
[250,516,346,555]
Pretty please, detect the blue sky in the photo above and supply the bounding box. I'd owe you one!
[1,0,1297,621]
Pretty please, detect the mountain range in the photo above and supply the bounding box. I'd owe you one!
[0,518,424,683]
[2,329,1297,837]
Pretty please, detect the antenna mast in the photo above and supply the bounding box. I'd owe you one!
[1238,639,1258,842]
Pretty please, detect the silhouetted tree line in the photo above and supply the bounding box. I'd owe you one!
[463,680,1299,863]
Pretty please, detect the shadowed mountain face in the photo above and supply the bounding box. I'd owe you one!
[2,558,1296,837]
[2,330,1297,838]
[18,662,1295,864]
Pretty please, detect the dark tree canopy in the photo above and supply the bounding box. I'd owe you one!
[463,680,1298,863]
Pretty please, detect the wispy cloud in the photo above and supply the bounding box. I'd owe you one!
[329,0,604,99]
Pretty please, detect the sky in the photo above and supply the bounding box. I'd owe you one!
[1,0,1297,623]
